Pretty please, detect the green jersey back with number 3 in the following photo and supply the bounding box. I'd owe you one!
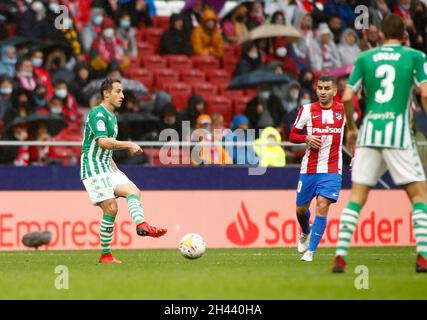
[80,104,118,180]
[347,44,427,149]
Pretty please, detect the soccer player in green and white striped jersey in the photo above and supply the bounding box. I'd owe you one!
[332,14,427,273]
[81,79,167,264]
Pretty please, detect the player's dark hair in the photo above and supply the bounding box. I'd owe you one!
[100,78,121,99]
[317,74,337,85]
[381,13,405,41]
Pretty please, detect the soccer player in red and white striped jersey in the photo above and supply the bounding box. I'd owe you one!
[289,75,345,262]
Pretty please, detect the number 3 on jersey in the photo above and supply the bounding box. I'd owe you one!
[375,64,396,103]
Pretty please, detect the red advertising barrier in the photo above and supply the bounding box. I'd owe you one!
[0,190,416,250]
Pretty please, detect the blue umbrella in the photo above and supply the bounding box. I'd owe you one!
[228,69,292,90]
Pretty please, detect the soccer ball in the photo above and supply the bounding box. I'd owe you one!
[179,233,206,259]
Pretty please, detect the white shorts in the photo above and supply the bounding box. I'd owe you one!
[82,171,136,205]
[352,146,426,187]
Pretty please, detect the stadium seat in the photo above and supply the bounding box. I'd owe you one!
[206,70,231,86]
[141,28,164,51]
[137,42,156,58]
[124,68,154,91]
[205,96,233,125]
[165,55,192,72]
[164,82,192,95]
[141,55,167,71]
[153,16,170,30]
[232,96,252,116]
[191,56,220,73]
[192,82,218,97]
[154,68,179,90]
[180,69,206,84]
[172,93,191,111]
[222,55,238,75]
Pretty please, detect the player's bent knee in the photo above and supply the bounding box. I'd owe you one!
[296,206,308,216]
[99,199,118,216]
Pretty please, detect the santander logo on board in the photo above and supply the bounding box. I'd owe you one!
[226,202,259,245]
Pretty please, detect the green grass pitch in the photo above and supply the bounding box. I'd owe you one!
[0,247,425,299]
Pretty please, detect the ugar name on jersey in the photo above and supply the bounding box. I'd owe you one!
[312,127,342,134]
[373,52,401,62]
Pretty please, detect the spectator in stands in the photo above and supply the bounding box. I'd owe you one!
[17,1,50,40]
[182,0,204,35]
[0,14,7,41]
[234,41,263,76]
[0,78,13,122]
[254,126,286,167]
[223,114,258,165]
[81,7,105,53]
[265,60,294,104]
[293,12,315,66]
[29,120,58,165]
[159,13,192,56]
[0,45,17,78]
[191,8,224,58]
[34,84,49,111]
[192,114,232,165]
[282,81,302,135]
[221,4,249,44]
[211,113,227,140]
[245,85,284,133]
[359,23,381,51]
[265,1,297,24]
[116,12,138,59]
[334,75,362,124]
[299,68,315,100]
[328,15,344,44]
[90,17,130,72]
[0,122,30,166]
[265,37,303,77]
[310,23,342,73]
[393,0,412,18]
[52,79,79,124]
[180,94,205,129]
[30,48,53,97]
[324,0,355,29]
[46,54,74,85]
[271,10,286,25]
[158,102,182,134]
[409,0,427,52]
[106,0,153,27]
[49,96,65,116]
[69,62,91,107]
[3,89,34,125]
[367,0,391,27]
[15,56,39,92]
[338,28,360,66]
[62,0,92,32]
[246,1,266,30]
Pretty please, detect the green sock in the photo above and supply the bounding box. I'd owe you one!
[126,194,145,225]
[412,202,427,259]
[335,201,362,259]
[100,214,115,254]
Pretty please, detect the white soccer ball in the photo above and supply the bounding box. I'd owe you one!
[179,233,206,259]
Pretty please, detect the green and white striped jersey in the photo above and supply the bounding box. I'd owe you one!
[347,44,427,149]
[80,104,118,180]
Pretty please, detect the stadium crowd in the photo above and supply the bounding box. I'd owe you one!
[0,0,426,166]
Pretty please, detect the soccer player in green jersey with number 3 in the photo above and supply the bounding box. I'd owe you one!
[332,14,427,273]
[81,79,167,264]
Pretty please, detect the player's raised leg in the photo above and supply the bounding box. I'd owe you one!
[301,196,331,262]
[115,183,167,237]
[98,199,122,264]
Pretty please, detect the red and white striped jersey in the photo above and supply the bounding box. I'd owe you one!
[293,101,345,174]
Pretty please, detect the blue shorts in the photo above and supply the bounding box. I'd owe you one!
[296,173,342,206]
